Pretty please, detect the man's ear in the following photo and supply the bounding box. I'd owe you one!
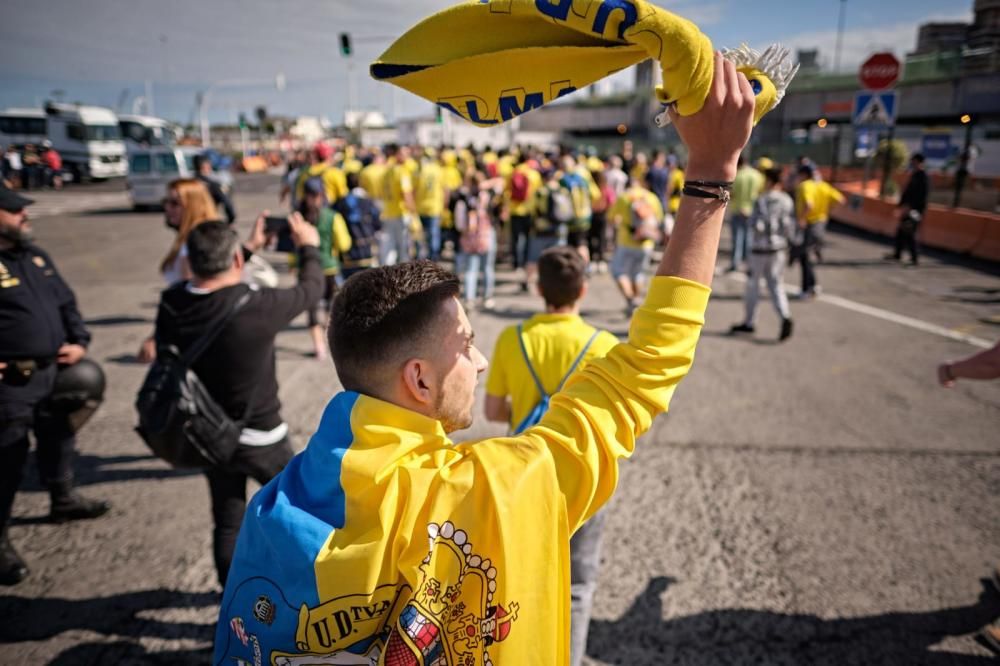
[233,247,245,271]
[401,358,434,408]
[579,282,589,301]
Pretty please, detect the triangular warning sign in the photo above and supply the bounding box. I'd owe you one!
[859,95,890,126]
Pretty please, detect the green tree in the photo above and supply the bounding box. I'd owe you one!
[876,138,909,198]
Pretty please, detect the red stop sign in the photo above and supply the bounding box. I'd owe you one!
[859,52,901,90]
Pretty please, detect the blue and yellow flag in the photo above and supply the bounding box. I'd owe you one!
[371,0,797,127]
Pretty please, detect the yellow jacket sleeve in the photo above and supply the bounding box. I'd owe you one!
[473,276,708,534]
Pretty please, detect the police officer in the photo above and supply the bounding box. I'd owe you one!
[0,184,110,586]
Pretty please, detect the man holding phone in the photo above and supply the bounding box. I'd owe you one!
[150,213,323,585]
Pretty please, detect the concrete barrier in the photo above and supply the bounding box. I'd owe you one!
[831,182,1000,262]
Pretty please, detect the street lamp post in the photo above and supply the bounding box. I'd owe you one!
[199,73,285,149]
[954,114,974,208]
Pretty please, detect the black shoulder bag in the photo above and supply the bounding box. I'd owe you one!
[135,289,256,469]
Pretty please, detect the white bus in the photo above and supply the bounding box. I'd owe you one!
[118,114,181,152]
[0,108,48,146]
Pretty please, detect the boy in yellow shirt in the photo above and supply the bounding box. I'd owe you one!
[795,164,844,298]
[215,52,755,666]
[485,246,618,666]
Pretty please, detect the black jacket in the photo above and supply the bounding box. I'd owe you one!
[0,243,90,360]
[198,174,237,224]
[153,247,322,430]
[899,169,929,214]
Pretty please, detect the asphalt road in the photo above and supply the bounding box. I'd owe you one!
[2,173,998,665]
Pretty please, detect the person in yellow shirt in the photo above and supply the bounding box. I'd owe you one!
[214,51,755,666]
[294,142,348,207]
[440,150,465,254]
[359,151,387,202]
[485,246,618,666]
[380,144,416,266]
[415,149,446,260]
[505,156,542,273]
[794,163,844,299]
[726,155,765,271]
[340,146,364,176]
[609,177,664,313]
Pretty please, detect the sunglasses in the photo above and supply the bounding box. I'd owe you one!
[163,197,182,207]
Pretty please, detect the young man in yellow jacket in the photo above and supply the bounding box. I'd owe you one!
[214,52,757,666]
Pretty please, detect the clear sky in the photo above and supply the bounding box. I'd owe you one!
[0,0,973,126]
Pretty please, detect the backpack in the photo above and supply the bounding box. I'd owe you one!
[548,187,575,226]
[513,326,600,435]
[562,172,592,226]
[510,170,531,203]
[457,194,492,255]
[334,193,380,264]
[134,290,258,469]
[629,194,661,242]
[751,193,793,252]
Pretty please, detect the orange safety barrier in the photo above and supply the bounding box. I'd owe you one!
[921,209,986,255]
[973,219,1000,262]
[241,156,269,173]
[831,182,1000,263]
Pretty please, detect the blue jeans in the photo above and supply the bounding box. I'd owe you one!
[729,213,750,269]
[419,215,441,261]
[457,228,496,302]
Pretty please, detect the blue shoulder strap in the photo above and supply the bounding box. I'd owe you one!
[556,330,601,393]
[517,325,602,398]
[516,324,547,398]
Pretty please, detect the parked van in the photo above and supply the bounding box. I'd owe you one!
[126,147,196,209]
[43,102,127,180]
[119,114,180,152]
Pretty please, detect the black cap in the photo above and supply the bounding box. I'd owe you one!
[0,185,33,212]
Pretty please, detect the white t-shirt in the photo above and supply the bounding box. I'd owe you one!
[162,243,188,285]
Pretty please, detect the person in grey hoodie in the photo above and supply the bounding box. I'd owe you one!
[730,167,796,341]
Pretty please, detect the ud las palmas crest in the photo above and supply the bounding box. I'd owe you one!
[248,521,519,666]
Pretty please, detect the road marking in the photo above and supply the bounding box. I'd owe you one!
[816,292,993,349]
[724,272,993,349]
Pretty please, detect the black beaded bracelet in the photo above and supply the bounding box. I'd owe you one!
[685,179,734,190]
[681,184,731,203]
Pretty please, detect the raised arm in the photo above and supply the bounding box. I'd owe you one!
[509,52,755,531]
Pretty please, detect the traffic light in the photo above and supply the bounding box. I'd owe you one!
[238,113,247,130]
[339,33,352,57]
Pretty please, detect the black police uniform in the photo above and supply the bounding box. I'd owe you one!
[0,187,108,585]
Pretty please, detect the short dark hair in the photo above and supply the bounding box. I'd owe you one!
[912,153,926,164]
[764,167,784,186]
[192,154,208,172]
[797,163,815,178]
[538,246,586,308]
[346,171,360,191]
[329,261,461,391]
[186,221,238,278]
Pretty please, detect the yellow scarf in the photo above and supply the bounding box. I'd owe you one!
[372,0,797,128]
